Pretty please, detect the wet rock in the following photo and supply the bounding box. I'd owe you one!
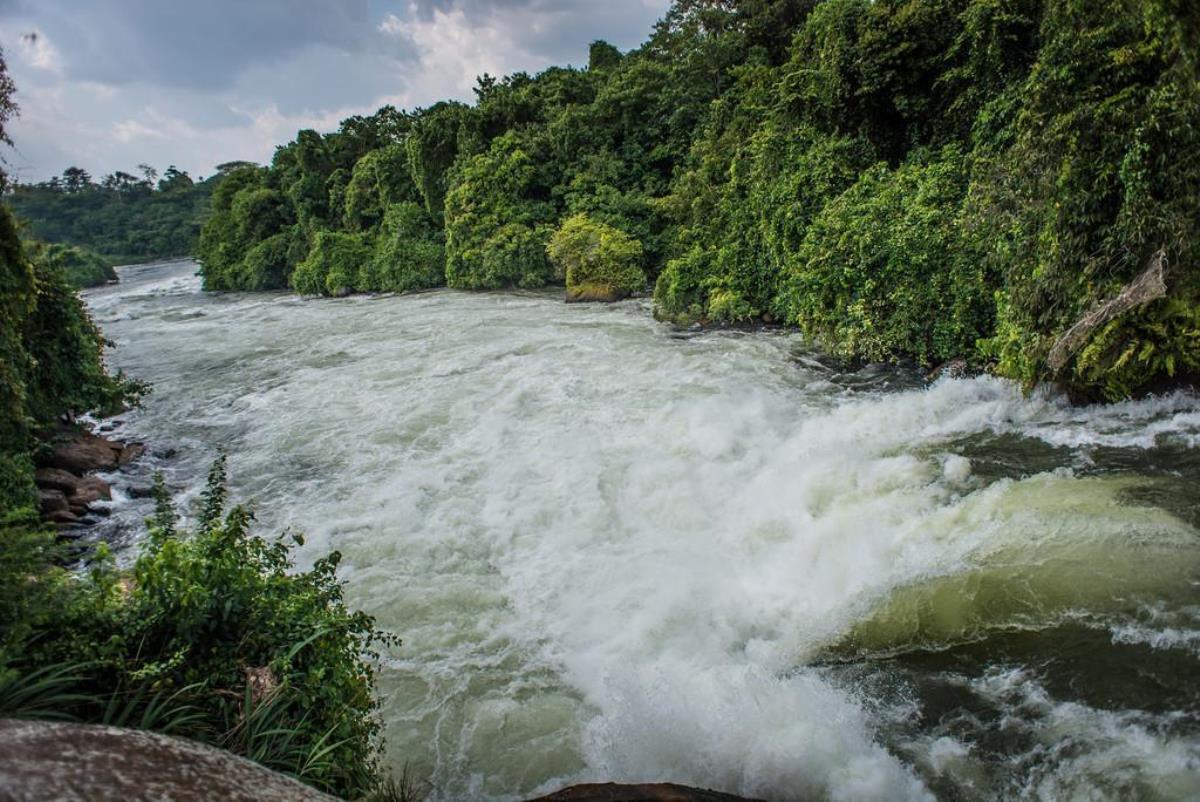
[566,284,625,303]
[526,784,766,802]
[45,509,79,526]
[47,432,123,473]
[71,476,113,506]
[117,443,146,465]
[153,446,178,459]
[926,359,970,382]
[0,719,336,802]
[38,489,69,515]
[34,467,82,495]
[127,484,155,499]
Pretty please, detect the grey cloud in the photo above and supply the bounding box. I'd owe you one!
[4,0,409,91]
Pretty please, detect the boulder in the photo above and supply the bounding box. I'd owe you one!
[38,489,69,515]
[547,215,646,305]
[118,443,146,465]
[71,476,113,506]
[47,432,123,473]
[34,467,82,495]
[566,284,626,303]
[0,719,337,802]
[526,784,766,802]
[45,510,79,526]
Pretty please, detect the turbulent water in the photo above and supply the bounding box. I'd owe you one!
[85,260,1200,801]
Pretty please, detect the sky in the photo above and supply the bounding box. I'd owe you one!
[0,0,670,183]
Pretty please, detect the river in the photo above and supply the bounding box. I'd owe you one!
[84,259,1200,801]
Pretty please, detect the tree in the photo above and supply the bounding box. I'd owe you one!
[158,165,194,192]
[60,167,93,193]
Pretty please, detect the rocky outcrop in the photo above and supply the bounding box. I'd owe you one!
[0,719,336,802]
[33,428,144,533]
[526,783,766,802]
[47,431,144,474]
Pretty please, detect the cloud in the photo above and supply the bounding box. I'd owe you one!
[0,0,670,181]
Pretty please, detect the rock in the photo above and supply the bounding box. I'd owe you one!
[526,784,766,802]
[0,719,337,802]
[34,468,82,495]
[72,476,113,506]
[38,489,69,515]
[926,359,969,382]
[117,443,145,465]
[127,484,155,499]
[153,446,178,459]
[566,284,627,303]
[45,510,79,526]
[47,432,123,473]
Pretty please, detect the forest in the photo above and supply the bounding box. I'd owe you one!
[7,164,217,267]
[194,0,1200,402]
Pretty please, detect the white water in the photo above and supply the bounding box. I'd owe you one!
[86,261,1200,801]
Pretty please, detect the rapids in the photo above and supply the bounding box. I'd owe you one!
[84,260,1200,801]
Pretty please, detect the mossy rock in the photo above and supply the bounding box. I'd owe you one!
[548,214,645,303]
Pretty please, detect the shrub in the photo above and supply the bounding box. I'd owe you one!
[364,202,445,293]
[547,214,645,302]
[0,458,396,799]
[291,231,371,296]
[779,147,992,365]
[36,243,116,288]
[443,133,556,289]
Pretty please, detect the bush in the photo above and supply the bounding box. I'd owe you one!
[290,231,371,296]
[0,205,140,514]
[779,147,992,366]
[36,243,116,288]
[443,133,556,289]
[547,214,644,302]
[364,202,445,293]
[0,458,395,799]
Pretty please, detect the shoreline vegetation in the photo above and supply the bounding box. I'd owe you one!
[191,0,1198,403]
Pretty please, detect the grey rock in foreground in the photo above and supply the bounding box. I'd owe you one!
[0,719,336,802]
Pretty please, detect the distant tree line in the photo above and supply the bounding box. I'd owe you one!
[4,162,233,264]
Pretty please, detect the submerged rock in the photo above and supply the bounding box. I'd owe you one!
[526,783,766,802]
[0,719,336,801]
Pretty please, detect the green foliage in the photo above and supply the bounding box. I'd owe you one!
[444,134,555,289]
[0,204,139,515]
[548,214,645,301]
[22,254,140,420]
[1073,299,1200,401]
[291,230,371,296]
[8,166,214,262]
[34,243,116,288]
[0,458,396,799]
[364,202,445,293]
[779,147,991,364]
[973,0,1200,396]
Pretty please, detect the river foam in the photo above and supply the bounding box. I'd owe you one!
[86,261,1200,800]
